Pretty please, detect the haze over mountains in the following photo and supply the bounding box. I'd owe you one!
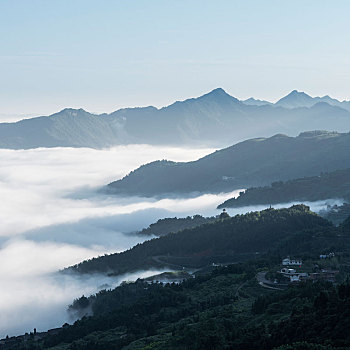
[107,131,350,197]
[1,89,349,149]
[275,90,350,110]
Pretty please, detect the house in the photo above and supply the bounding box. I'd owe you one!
[280,268,308,283]
[282,257,302,266]
[281,268,296,275]
[290,275,300,282]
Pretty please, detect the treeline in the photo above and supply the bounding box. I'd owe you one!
[138,215,216,236]
[67,205,333,275]
[218,168,350,209]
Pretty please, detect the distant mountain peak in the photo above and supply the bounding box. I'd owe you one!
[58,107,88,114]
[242,97,272,106]
[165,88,240,110]
[51,108,90,118]
[286,89,311,98]
[276,90,314,108]
[199,88,239,103]
[209,87,227,95]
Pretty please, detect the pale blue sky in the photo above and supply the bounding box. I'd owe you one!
[0,0,349,119]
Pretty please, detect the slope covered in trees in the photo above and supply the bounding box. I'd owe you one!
[68,205,333,276]
[107,131,350,197]
[9,258,350,349]
[138,215,215,237]
[5,209,350,349]
[218,168,350,209]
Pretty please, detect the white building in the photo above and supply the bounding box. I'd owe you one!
[290,275,300,282]
[282,257,302,266]
[281,268,296,274]
[280,268,308,282]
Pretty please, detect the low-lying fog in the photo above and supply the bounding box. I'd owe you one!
[0,145,340,338]
[0,145,238,338]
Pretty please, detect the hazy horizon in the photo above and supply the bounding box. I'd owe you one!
[1,0,350,119]
[1,87,350,123]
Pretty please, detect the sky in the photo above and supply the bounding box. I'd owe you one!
[0,0,350,119]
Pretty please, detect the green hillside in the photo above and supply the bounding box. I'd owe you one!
[68,205,332,276]
[218,168,350,209]
[10,257,350,350]
[108,131,350,197]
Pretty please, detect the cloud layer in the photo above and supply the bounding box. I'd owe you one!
[0,145,338,337]
[0,145,239,337]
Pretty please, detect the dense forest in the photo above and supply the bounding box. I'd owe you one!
[218,168,350,209]
[67,205,336,276]
[7,253,350,349]
[4,209,350,349]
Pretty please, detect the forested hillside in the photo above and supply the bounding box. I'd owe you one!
[138,215,215,237]
[5,208,350,349]
[68,205,334,276]
[107,131,350,196]
[218,168,350,209]
[9,259,350,349]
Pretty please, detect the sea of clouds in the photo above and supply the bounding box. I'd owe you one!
[0,145,243,337]
[0,145,341,337]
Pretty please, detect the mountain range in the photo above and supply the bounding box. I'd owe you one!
[0,89,350,149]
[107,131,350,197]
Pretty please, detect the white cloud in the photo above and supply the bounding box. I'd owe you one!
[1,145,239,337]
[0,144,336,338]
[0,145,215,236]
[0,237,169,337]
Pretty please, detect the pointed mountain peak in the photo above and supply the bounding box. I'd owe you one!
[208,87,227,95]
[163,88,240,111]
[276,90,314,108]
[199,88,239,103]
[286,90,311,97]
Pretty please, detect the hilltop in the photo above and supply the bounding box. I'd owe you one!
[107,131,350,197]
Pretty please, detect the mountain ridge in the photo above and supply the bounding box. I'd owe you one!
[0,88,350,149]
[107,130,350,197]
